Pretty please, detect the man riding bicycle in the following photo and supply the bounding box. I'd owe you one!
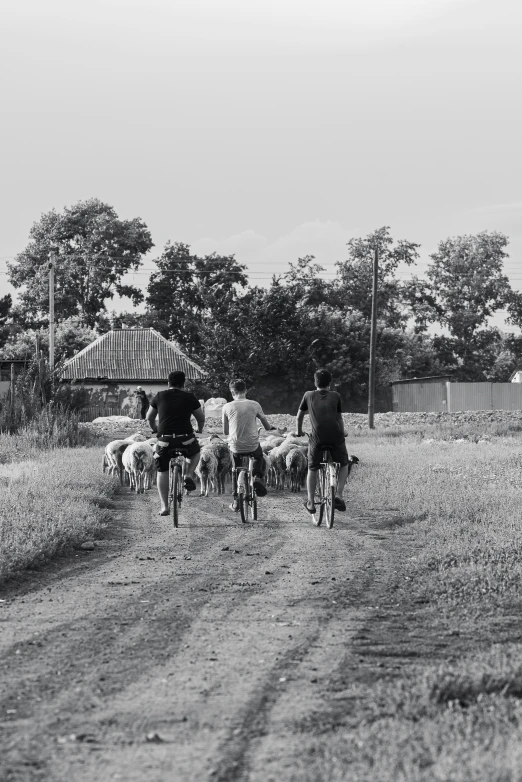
[222,379,278,513]
[146,370,205,516]
[294,369,349,515]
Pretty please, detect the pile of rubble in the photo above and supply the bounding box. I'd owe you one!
[266,409,522,432]
[80,409,522,441]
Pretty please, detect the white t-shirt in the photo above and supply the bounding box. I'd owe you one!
[222,399,264,454]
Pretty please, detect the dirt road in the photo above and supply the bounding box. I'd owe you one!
[1,485,408,782]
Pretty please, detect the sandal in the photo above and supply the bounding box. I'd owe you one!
[303,500,316,515]
[184,477,196,492]
[334,497,346,512]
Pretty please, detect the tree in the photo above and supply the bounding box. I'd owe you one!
[0,294,12,348]
[8,198,153,328]
[0,318,97,364]
[146,242,248,354]
[426,231,512,343]
[281,256,334,307]
[336,226,421,328]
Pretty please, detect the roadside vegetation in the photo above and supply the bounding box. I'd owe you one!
[0,360,113,583]
[292,426,522,782]
[0,448,116,583]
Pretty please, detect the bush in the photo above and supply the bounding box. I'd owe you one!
[0,357,92,447]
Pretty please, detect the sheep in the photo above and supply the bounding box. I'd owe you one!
[269,441,298,490]
[260,435,285,452]
[122,441,155,494]
[263,451,277,488]
[124,432,147,443]
[195,449,219,496]
[286,447,307,492]
[104,440,131,485]
[207,435,232,495]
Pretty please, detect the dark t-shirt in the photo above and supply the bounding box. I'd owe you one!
[149,389,201,436]
[299,389,344,444]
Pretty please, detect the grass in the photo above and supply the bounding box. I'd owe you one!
[0,448,116,583]
[290,427,522,781]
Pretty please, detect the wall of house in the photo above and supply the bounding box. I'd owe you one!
[77,382,168,417]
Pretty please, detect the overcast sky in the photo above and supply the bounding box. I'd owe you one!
[1,0,521,323]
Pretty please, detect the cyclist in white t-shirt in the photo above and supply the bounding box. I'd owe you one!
[222,378,278,512]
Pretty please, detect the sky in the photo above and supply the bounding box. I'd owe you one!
[1,0,521,325]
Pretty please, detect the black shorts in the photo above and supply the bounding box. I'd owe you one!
[154,434,200,473]
[308,438,349,472]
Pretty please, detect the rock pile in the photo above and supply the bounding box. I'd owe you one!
[265,409,522,432]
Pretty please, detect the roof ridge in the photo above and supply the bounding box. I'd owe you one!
[149,328,203,371]
[60,328,205,379]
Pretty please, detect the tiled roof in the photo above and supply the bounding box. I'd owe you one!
[61,329,205,381]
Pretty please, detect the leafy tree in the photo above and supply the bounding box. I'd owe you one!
[0,294,12,348]
[426,231,512,343]
[336,226,421,328]
[0,318,97,364]
[146,242,248,353]
[281,256,334,307]
[8,198,153,328]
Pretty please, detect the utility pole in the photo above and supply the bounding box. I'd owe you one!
[368,247,378,429]
[49,253,56,372]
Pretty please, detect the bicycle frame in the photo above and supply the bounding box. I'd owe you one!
[232,455,257,522]
[312,450,340,529]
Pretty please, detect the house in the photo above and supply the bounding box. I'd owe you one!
[0,359,29,398]
[509,369,522,383]
[61,328,205,417]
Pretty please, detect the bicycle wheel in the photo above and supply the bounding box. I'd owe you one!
[238,490,247,523]
[312,467,325,527]
[252,480,258,521]
[171,464,180,528]
[325,482,335,529]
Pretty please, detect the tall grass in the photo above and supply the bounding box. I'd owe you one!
[0,448,116,582]
[0,357,94,458]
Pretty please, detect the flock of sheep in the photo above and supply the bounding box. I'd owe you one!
[102,429,310,497]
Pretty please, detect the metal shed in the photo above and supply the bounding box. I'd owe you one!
[391,376,452,413]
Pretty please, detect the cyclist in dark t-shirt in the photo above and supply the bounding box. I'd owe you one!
[146,370,205,516]
[294,368,349,514]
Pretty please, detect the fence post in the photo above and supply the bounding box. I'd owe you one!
[10,362,14,401]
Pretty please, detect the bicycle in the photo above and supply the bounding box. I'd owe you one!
[232,454,258,523]
[168,448,189,528]
[312,449,340,530]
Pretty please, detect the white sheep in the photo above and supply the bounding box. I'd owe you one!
[104,439,131,485]
[286,448,307,492]
[124,432,147,443]
[269,441,298,490]
[195,449,219,496]
[122,441,155,494]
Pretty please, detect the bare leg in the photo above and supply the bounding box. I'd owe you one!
[157,470,170,512]
[336,464,349,498]
[306,469,318,508]
[185,452,200,480]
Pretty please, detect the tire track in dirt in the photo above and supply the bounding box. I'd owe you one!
[0,484,406,782]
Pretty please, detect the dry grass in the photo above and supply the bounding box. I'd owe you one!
[293,427,522,781]
[0,448,116,582]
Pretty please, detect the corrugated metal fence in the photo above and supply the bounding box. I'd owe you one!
[392,381,448,413]
[447,383,522,412]
[392,382,522,413]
